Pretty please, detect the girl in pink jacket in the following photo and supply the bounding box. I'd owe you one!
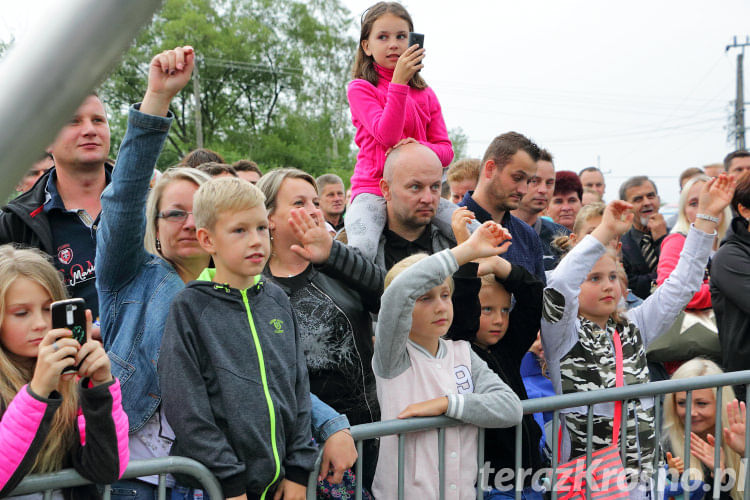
[0,245,129,498]
[346,2,457,259]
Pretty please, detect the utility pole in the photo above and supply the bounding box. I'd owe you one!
[192,62,204,149]
[726,36,750,150]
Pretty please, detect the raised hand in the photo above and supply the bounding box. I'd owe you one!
[452,221,512,266]
[398,396,448,419]
[723,399,746,456]
[592,200,634,245]
[142,46,196,117]
[690,432,725,472]
[392,44,424,85]
[665,451,684,475]
[288,208,333,264]
[698,173,736,218]
[318,429,357,484]
[29,329,80,397]
[451,207,475,245]
[646,213,668,240]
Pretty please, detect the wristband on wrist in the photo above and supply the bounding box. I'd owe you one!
[696,213,720,224]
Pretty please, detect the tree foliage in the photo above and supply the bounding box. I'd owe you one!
[101,0,357,177]
[448,126,469,161]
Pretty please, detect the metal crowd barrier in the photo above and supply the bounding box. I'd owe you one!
[306,369,750,500]
[9,456,223,499]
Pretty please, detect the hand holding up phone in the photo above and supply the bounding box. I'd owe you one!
[30,304,113,397]
[30,330,81,397]
[392,32,425,85]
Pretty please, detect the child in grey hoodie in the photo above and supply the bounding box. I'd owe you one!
[159,177,315,500]
[372,221,523,500]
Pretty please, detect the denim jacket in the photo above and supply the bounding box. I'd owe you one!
[97,105,350,437]
[96,106,182,432]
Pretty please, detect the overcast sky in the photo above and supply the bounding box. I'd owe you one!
[3,0,749,203]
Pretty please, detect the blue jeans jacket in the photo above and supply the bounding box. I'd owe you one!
[97,105,349,437]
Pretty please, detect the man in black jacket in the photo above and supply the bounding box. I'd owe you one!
[619,176,668,300]
[0,94,111,317]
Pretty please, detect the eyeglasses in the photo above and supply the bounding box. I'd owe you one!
[157,209,193,223]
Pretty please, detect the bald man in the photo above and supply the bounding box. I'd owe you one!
[376,143,456,269]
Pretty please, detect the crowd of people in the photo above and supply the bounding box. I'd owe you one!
[1,2,750,499]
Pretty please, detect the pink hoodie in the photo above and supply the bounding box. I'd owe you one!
[347,63,453,199]
[0,379,129,495]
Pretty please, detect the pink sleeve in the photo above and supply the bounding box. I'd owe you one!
[657,233,711,309]
[348,79,409,147]
[108,380,130,478]
[418,87,454,167]
[0,386,50,490]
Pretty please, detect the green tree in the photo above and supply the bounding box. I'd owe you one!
[101,0,356,176]
[448,126,469,161]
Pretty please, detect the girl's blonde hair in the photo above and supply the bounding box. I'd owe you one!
[663,358,742,500]
[672,175,731,240]
[384,253,454,292]
[352,2,427,90]
[0,245,77,473]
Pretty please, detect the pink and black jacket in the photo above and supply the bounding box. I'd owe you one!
[0,378,129,498]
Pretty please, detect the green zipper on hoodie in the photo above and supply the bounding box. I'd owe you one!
[198,269,280,499]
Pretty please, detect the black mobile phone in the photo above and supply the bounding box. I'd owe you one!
[408,32,424,71]
[408,32,424,50]
[51,298,87,373]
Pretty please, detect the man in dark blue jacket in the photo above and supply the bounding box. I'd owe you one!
[459,132,547,283]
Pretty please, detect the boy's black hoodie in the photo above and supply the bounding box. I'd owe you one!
[447,263,547,482]
[159,270,316,498]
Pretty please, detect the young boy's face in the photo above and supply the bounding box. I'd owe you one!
[202,205,271,283]
[475,281,511,349]
[410,278,453,341]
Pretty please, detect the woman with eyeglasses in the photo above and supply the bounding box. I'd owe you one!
[97,47,357,499]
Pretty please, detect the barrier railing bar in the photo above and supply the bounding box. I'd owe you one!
[620,399,627,464]
[685,390,693,474]
[10,457,223,498]
[522,371,750,414]
[0,0,163,201]
[355,439,363,500]
[514,422,522,500]
[713,386,723,499]
[306,447,324,500]
[103,484,111,500]
[476,428,485,500]
[43,490,51,500]
[438,426,445,500]
[158,473,167,500]
[652,394,662,499]
[551,409,559,500]
[585,405,593,500]
[397,433,405,500]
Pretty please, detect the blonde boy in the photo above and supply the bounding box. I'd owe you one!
[159,177,315,500]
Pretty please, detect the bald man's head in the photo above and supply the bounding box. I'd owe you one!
[383,143,442,185]
[380,143,444,236]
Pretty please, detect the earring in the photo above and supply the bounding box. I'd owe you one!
[155,239,162,252]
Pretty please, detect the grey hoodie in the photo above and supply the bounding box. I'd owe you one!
[159,270,315,498]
